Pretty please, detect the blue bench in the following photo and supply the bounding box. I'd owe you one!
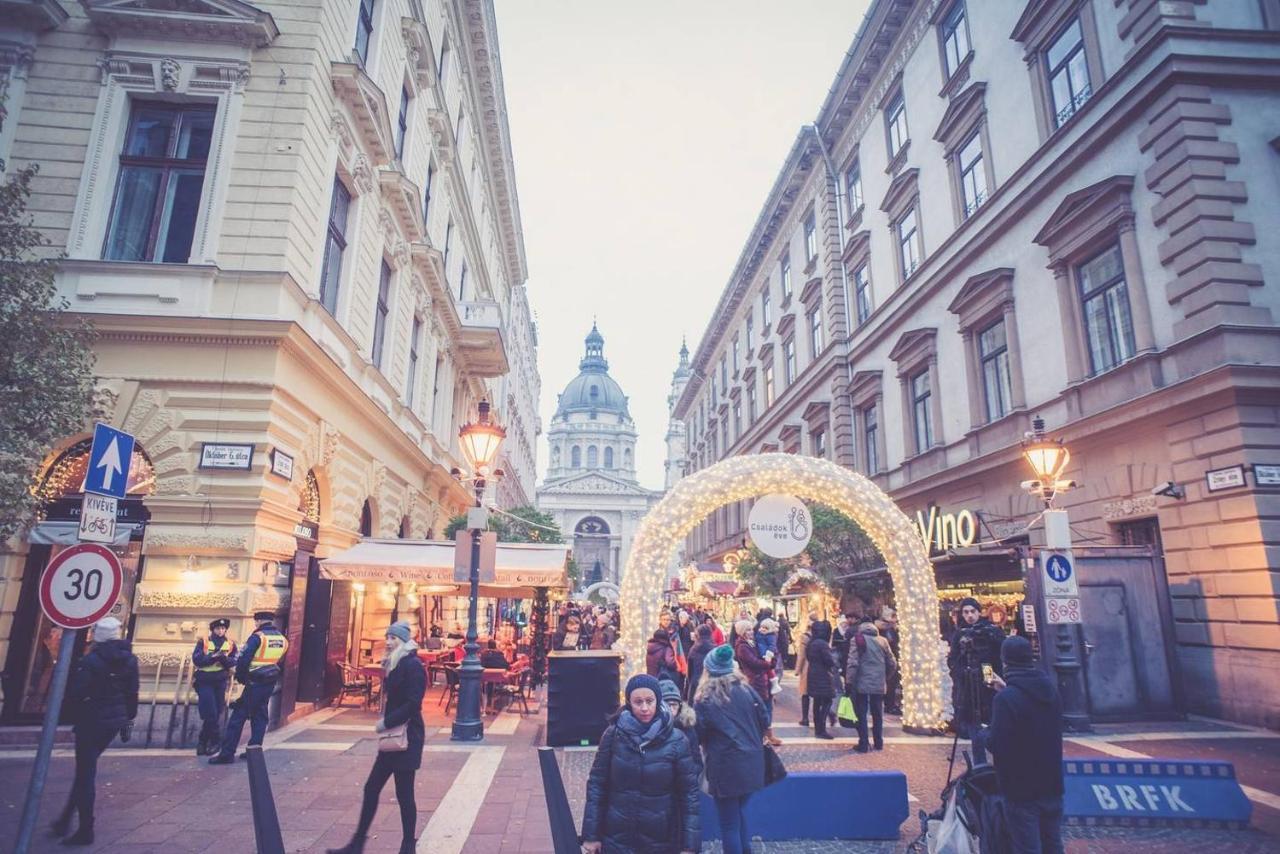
[698,771,909,841]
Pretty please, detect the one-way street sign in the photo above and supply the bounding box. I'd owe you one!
[84,423,135,499]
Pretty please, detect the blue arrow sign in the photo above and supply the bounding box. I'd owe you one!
[84,423,135,499]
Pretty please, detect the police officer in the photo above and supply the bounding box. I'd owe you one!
[192,618,238,756]
[208,610,287,764]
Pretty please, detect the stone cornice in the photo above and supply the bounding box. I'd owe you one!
[933,82,987,154]
[331,61,394,167]
[81,0,278,48]
[947,267,1016,331]
[2,0,68,30]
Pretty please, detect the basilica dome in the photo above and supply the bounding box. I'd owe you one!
[554,324,631,420]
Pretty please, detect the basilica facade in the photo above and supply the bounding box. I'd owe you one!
[537,325,662,596]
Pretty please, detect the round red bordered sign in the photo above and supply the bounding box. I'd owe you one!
[39,544,124,630]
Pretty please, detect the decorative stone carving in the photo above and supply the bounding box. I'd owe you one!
[351,153,375,195]
[1102,496,1158,521]
[159,57,181,90]
[320,422,340,466]
[134,648,187,668]
[152,475,197,496]
[256,529,298,557]
[91,382,121,422]
[138,590,241,610]
[142,527,250,553]
[250,588,288,613]
[0,43,36,81]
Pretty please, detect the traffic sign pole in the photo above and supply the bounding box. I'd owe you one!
[14,628,77,854]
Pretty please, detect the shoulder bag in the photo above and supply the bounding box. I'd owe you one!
[762,743,787,787]
[378,722,409,752]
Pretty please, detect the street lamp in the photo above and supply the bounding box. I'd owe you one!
[1021,416,1073,507]
[452,399,506,742]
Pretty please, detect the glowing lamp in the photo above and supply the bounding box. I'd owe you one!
[458,399,506,474]
[1021,417,1072,506]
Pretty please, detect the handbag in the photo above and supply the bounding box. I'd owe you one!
[377,722,409,752]
[762,743,787,787]
[836,694,858,728]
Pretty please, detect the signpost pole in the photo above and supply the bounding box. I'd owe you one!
[14,628,78,854]
[1042,510,1091,732]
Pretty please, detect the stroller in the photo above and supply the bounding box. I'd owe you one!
[909,747,1005,853]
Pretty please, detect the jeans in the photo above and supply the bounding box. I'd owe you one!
[1005,795,1065,854]
[64,725,116,825]
[853,692,884,748]
[714,793,751,854]
[217,680,273,756]
[353,753,417,845]
[194,678,227,743]
[811,696,833,736]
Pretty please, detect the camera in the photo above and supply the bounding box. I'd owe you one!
[1151,480,1185,499]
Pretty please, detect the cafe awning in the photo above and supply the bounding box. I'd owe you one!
[320,538,570,597]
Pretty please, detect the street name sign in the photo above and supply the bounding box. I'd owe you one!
[1042,551,1078,597]
[199,442,255,470]
[77,493,118,544]
[39,543,124,629]
[84,423,134,499]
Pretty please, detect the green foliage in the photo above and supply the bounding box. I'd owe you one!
[0,165,96,541]
[443,504,564,544]
[733,502,884,595]
[566,557,580,588]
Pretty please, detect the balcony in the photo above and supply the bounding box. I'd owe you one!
[458,299,509,377]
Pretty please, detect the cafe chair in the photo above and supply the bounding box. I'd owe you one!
[495,666,532,716]
[336,663,370,709]
[439,665,461,714]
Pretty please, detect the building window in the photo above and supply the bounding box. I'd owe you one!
[940,1,971,79]
[803,210,818,265]
[812,429,826,459]
[886,92,908,159]
[395,84,410,159]
[846,158,864,213]
[438,31,450,82]
[746,383,757,423]
[979,319,1012,422]
[783,338,797,385]
[571,446,581,467]
[854,263,872,325]
[587,446,598,468]
[897,207,921,279]
[422,159,434,222]
[732,336,740,372]
[957,131,987,217]
[721,421,729,453]
[102,102,215,264]
[763,363,775,407]
[911,369,933,452]
[354,0,376,66]
[809,308,823,355]
[720,355,728,387]
[372,260,392,367]
[710,375,717,408]
[746,316,754,350]
[1046,17,1091,127]
[863,404,879,473]
[733,401,742,439]
[604,447,614,468]
[443,218,454,268]
[761,289,772,327]
[457,259,468,301]
[1078,244,1135,374]
[319,176,351,315]
[406,315,422,405]
[780,252,792,300]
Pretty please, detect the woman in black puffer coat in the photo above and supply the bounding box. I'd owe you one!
[805,620,839,739]
[329,622,426,854]
[582,674,699,854]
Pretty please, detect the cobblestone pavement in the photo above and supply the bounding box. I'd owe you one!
[1,678,1277,852]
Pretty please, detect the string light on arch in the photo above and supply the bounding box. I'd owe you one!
[619,452,944,730]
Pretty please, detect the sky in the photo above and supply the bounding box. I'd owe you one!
[494,0,873,491]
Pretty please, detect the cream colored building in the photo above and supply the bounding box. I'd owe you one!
[0,0,539,726]
[677,0,1280,726]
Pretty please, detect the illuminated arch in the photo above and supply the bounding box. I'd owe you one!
[582,580,620,602]
[619,453,943,729]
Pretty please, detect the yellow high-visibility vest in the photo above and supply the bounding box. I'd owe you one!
[249,630,288,670]
[196,637,237,673]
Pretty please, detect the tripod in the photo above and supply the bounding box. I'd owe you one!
[945,652,989,786]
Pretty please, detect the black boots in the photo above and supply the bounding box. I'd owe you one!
[61,819,93,846]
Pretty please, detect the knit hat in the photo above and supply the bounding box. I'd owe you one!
[757,617,778,634]
[93,617,122,643]
[704,644,735,677]
[959,597,981,612]
[625,673,661,704]
[386,621,412,643]
[733,618,755,638]
[1002,635,1034,668]
[658,679,682,704]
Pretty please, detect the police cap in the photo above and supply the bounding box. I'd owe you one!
[209,618,231,631]
[252,610,276,622]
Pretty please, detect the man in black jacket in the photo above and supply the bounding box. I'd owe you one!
[979,636,1064,854]
[947,597,1004,737]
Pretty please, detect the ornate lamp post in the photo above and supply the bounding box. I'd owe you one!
[1021,416,1072,507]
[451,400,506,742]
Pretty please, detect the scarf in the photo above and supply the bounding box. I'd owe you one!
[616,707,671,750]
[385,638,419,673]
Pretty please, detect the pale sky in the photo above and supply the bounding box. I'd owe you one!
[495,0,873,490]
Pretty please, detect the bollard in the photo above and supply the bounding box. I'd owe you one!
[144,658,164,748]
[246,745,286,854]
[536,747,579,854]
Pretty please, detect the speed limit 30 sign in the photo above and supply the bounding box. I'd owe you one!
[39,543,123,629]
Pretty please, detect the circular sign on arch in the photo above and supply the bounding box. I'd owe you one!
[748,494,812,559]
[39,544,124,630]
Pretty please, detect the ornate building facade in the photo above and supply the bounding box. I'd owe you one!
[0,0,540,726]
[676,0,1280,726]
[537,326,661,594]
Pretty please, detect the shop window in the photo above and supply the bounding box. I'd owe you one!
[354,0,376,66]
[320,176,352,315]
[978,319,1012,421]
[102,101,215,264]
[1078,244,1135,374]
[372,260,392,368]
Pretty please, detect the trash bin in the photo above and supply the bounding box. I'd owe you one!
[545,650,622,747]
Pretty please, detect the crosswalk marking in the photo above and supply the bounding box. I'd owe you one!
[417,746,506,854]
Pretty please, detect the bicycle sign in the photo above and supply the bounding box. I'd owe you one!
[77,493,118,544]
[39,544,123,629]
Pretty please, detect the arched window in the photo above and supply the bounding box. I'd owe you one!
[587,446,598,467]
[575,516,611,535]
[604,447,614,468]
[360,500,374,537]
[623,448,633,468]
[571,446,581,467]
[299,470,321,523]
[36,437,155,502]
